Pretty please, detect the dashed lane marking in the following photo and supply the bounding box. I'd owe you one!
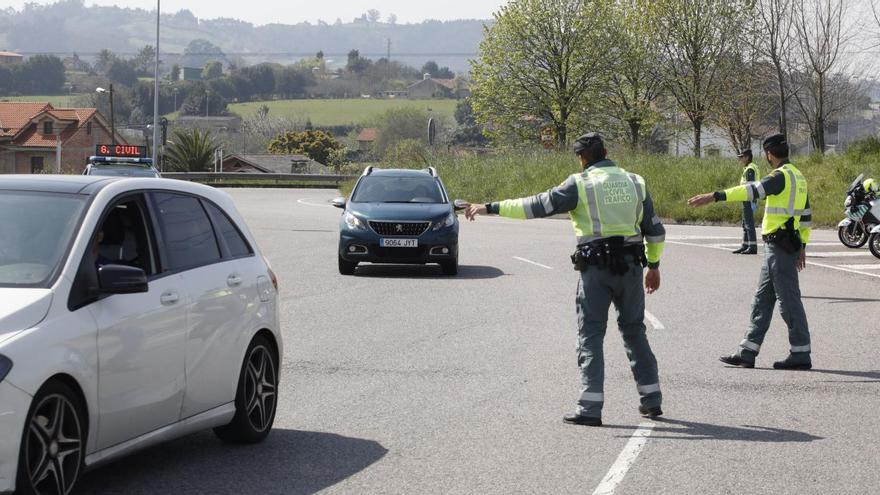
[840,264,880,270]
[592,422,655,495]
[667,240,880,280]
[512,256,554,270]
[645,311,665,331]
[296,198,335,208]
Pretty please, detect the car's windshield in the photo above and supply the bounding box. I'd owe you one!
[88,166,158,177]
[0,191,87,287]
[352,176,445,203]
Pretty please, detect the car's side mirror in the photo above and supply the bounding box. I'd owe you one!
[331,197,346,209]
[98,265,148,294]
[453,199,469,211]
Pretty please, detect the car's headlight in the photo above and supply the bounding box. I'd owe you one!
[344,212,367,231]
[0,355,12,383]
[433,211,457,231]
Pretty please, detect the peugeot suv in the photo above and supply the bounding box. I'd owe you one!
[334,167,461,275]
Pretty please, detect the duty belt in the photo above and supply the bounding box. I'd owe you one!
[571,237,647,274]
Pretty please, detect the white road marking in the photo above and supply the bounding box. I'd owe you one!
[592,422,655,495]
[840,264,880,270]
[644,311,665,331]
[512,256,554,270]
[807,251,877,258]
[668,240,880,279]
[296,198,335,208]
[666,235,740,241]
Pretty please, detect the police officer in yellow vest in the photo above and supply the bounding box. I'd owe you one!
[689,134,812,370]
[734,150,760,255]
[463,133,666,426]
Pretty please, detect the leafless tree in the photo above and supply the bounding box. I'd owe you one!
[653,0,750,157]
[789,0,859,152]
[756,0,795,136]
[716,25,777,154]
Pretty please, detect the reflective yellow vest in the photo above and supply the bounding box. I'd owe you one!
[763,163,809,236]
[569,166,645,245]
[741,162,760,186]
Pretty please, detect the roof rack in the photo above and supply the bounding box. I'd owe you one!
[426,167,437,177]
[362,166,374,176]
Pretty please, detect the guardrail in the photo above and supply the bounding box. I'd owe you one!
[162,172,356,187]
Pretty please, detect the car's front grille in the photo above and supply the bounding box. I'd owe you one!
[369,221,430,237]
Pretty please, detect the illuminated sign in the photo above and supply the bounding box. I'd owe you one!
[95,145,147,158]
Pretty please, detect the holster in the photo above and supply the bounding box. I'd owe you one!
[571,237,647,274]
[763,219,802,254]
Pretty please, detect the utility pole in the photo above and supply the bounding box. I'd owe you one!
[152,0,161,168]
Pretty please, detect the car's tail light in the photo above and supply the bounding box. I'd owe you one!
[268,268,278,291]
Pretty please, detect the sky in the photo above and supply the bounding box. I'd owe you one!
[1,0,506,25]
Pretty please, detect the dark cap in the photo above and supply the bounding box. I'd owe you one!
[573,132,604,155]
[737,149,752,158]
[762,134,787,151]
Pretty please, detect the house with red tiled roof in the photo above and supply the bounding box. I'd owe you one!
[0,102,124,174]
[0,51,23,64]
[356,127,379,151]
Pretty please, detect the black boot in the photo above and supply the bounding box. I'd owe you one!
[773,353,812,370]
[638,405,663,418]
[719,354,755,368]
[563,413,602,427]
[741,247,758,255]
[732,246,746,254]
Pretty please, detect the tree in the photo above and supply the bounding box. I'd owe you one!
[387,13,398,24]
[133,45,156,75]
[371,107,434,157]
[422,61,440,76]
[14,55,66,94]
[716,42,776,154]
[170,64,180,81]
[182,39,226,69]
[756,0,795,136]
[789,0,857,153]
[471,0,613,146]
[366,9,381,23]
[602,0,665,149]
[202,61,223,80]
[275,66,311,98]
[267,130,343,165]
[346,49,371,74]
[107,60,138,86]
[164,129,219,172]
[654,0,750,157]
[95,49,115,73]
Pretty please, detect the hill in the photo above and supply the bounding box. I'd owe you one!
[0,0,487,72]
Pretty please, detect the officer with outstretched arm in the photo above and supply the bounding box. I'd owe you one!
[688,134,813,370]
[462,133,666,426]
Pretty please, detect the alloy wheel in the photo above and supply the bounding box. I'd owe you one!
[25,394,83,495]
[244,345,277,432]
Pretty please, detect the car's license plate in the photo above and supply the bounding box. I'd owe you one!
[381,238,418,248]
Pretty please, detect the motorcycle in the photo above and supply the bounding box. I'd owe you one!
[838,174,880,249]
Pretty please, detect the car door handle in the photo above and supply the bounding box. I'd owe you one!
[227,274,243,287]
[160,291,179,305]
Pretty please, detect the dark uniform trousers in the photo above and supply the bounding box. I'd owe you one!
[576,262,661,418]
[741,202,757,249]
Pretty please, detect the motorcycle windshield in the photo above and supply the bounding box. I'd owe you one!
[849,173,865,192]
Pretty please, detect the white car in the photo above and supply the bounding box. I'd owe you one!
[0,176,281,494]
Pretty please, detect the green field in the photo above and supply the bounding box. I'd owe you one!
[0,94,86,107]
[228,98,458,126]
[341,150,880,228]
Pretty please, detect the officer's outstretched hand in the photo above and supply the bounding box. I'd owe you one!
[463,202,487,221]
[645,268,660,294]
[688,193,715,207]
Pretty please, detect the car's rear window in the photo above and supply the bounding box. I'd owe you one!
[352,176,444,204]
[0,191,86,287]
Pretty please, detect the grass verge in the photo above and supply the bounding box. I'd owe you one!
[340,150,880,228]
[228,98,458,126]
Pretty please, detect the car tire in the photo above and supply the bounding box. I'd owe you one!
[213,335,278,444]
[338,255,358,275]
[16,380,86,495]
[440,257,458,276]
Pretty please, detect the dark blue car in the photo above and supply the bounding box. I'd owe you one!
[334,167,461,275]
